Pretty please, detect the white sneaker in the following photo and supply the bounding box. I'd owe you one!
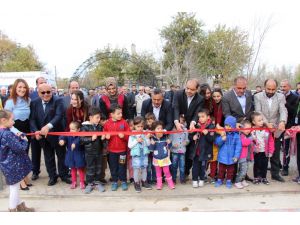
[199,180,204,187]
[234,182,244,189]
[192,181,199,188]
[242,180,249,187]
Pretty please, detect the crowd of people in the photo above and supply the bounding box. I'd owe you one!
[0,75,300,212]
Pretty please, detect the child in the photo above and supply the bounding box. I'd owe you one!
[128,116,152,192]
[80,107,105,194]
[149,121,175,190]
[169,114,189,184]
[127,119,134,183]
[0,109,34,212]
[215,116,242,188]
[99,115,108,184]
[59,121,85,189]
[234,120,254,189]
[207,116,219,184]
[145,112,156,184]
[190,109,214,188]
[103,104,130,191]
[251,112,274,185]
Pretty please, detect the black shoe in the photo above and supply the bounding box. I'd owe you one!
[134,182,141,193]
[141,181,152,190]
[48,177,58,186]
[261,178,270,185]
[20,184,29,191]
[26,183,33,187]
[271,175,285,182]
[245,175,254,182]
[31,174,39,181]
[129,178,134,184]
[281,169,289,176]
[61,177,72,184]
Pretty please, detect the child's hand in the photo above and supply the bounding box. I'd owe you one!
[146,133,152,139]
[118,133,124,138]
[137,137,143,143]
[183,141,188,146]
[268,153,273,158]
[166,139,171,144]
[193,134,198,141]
[150,139,155,145]
[173,143,179,148]
[20,135,28,142]
[202,129,208,135]
[106,134,110,140]
[233,157,238,163]
[92,134,97,141]
[59,140,65,146]
[221,135,226,141]
[101,135,106,140]
[71,143,76,150]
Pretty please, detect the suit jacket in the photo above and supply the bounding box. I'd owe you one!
[222,89,253,121]
[254,91,288,127]
[30,95,65,145]
[285,92,299,128]
[172,89,204,127]
[63,95,71,111]
[141,98,174,131]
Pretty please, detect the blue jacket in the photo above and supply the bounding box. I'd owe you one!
[59,135,85,168]
[0,128,32,185]
[169,129,189,154]
[128,134,150,157]
[149,135,172,160]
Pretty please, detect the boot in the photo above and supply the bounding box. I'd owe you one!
[16,202,35,212]
[166,177,175,189]
[8,208,17,212]
[156,177,163,190]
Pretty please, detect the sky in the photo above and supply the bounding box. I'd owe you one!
[0,0,299,78]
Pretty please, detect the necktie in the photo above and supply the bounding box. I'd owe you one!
[43,102,48,112]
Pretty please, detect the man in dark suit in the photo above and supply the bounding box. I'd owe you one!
[30,83,70,186]
[173,79,204,178]
[164,84,176,104]
[63,80,80,110]
[141,88,173,131]
[222,76,254,122]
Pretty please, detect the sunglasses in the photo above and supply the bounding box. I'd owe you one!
[40,91,51,95]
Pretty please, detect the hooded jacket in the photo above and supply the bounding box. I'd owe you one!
[80,121,103,155]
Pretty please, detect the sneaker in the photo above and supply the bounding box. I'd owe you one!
[261,178,270,185]
[225,180,232,189]
[215,179,222,187]
[141,181,152,190]
[70,182,76,189]
[199,180,204,187]
[121,182,128,191]
[97,183,105,192]
[134,182,141,193]
[180,179,186,184]
[253,178,261,184]
[80,182,85,189]
[292,177,299,183]
[129,178,134,184]
[111,182,118,191]
[241,180,249,187]
[192,180,199,188]
[84,184,93,194]
[210,178,216,184]
[234,182,244,189]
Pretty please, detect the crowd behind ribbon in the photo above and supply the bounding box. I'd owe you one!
[0,75,300,212]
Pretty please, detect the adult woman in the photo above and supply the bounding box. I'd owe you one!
[212,88,224,126]
[66,90,89,130]
[199,84,213,116]
[4,79,32,190]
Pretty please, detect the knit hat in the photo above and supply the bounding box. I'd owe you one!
[105,77,117,88]
[224,116,237,128]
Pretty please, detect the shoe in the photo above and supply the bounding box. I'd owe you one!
[281,169,289,176]
[111,182,118,191]
[215,179,222,187]
[241,180,249,187]
[134,182,141,193]
[97,183,105,192]
[141,181,152,190]
[84,184,93,194]
[271,175,285,182]
[16,202,35,212]
[99,179,107,185]
[199,180,204,187]
[61,177,72,184]
[8,208,17,212]
[261,178,270,185]
[234,182,244,189]
[26,183,33,187]
[20,184,29,191]
[225,180,232,189]
[48,177,58,186]
[192,180,199,188]
[210,178,216,184]
[245,175,254,182]
[180,179,186,184]
[70,182,77,189]
[80,182,85,189]
[129,178,135,184]
[292,177,300,183]
[31,174,39,181]
[253,178,261,184]
[121,182,128,191]
[166,177,175,189]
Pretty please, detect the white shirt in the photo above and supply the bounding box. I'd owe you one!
[233,90,246,114]
[152,105,161,121]
[187,95,194,108]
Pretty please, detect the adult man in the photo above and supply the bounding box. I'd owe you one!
[164,84,176,104]
[135,86,150,116]
[280,79,299,176]
[222,76,253,122]
[30,83,70,186]
[294,82,300,96]
[254,79,288,182]
[87,89,96,106]
[122,86,135,119]
[63,80,80,110]
[141,88,173,131]
[91,87,103,108]
[173,79,204,177]
[0,86,7,107]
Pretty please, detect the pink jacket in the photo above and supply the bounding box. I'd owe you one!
[252,130,275,156]
[239,134,254,161]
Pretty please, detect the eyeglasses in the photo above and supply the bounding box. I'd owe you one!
[40,91,51,95]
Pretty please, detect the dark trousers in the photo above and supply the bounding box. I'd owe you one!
[297,133,300,176]
[192,156,207,181]
[14,119,31,154]
[85,152,102,184]
[100,154,107,180]
[184,144,193,176]
[282,138,291,171]
[208,161,218,178]
[218,163,235,181]
[39,139,68,179]
[108,151,127,182]
[254,152,268,179]
[31,138,42,175]
[270,136,282,177]
[147,153,156,183]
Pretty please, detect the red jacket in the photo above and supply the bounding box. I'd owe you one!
[103,118,130,153]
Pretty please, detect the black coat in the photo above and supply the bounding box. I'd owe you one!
[285,92,299,128]
[141,98,174,131]
[80,122,103,155]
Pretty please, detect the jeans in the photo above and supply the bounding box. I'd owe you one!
[108,151,127,182]
[192,156,207,181]
[171,153,185,182]
[235,161,249,183]
[147,153,156,183]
